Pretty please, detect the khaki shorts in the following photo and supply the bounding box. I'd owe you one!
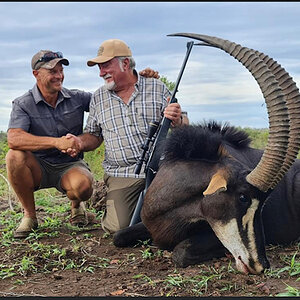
[35,156,91,193]
[101,173,145,234]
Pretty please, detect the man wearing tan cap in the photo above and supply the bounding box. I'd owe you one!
[66,39,187,234]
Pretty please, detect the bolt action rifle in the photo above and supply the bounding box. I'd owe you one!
[129,41,195,226]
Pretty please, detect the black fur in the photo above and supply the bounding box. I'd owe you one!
[163,121,251,162]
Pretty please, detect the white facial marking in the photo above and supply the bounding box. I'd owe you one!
[241,198,263,272]
[210,198,263,274]
[212,218,249,268]
[242,198,259,230]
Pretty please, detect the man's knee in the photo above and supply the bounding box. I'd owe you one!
[70,178,93,201]
[6,150,38,175]
[6,150,41,189]
[102,219,119,234]
[102,215,128,234]
[101,198,132,234]
[78,177,93,200]
[62,168,93,201]
[6,149,27,167]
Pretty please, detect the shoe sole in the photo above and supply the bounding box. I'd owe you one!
[14,231,31,238]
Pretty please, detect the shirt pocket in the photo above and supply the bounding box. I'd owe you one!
[100,104,127,135]
[29,114,56,136]
[135,103,163,134]
[61,105,84,134]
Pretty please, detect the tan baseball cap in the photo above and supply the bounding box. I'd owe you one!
[87,39,132,67]
[31,50,69,70]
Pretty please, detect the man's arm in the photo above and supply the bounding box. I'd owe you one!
[7,128,79,152]
[64,132,103,157]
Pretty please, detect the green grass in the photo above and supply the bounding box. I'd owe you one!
[276,286,300,297]
[84,143,105,181]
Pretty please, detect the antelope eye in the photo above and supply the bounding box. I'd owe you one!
[239,194,249,203]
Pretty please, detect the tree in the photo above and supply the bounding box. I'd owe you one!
[160,76,175,91]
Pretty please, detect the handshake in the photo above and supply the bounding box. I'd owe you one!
[56,133,82,158]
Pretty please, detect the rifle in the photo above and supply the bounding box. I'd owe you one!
[129,41,195,226]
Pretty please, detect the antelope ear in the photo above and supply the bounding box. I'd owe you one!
[203,169,228,196]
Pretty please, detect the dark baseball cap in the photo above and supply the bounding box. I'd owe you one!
[31,50,69,70]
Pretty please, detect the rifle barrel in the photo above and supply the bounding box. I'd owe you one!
[129,41,195,226]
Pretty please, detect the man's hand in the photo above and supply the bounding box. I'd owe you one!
[56,135,80,153]
[139,68,160,79]
[163,97,182,127]
[61,133,103,158]
[61,133,83,157]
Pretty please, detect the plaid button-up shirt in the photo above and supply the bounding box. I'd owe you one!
[85,75,171,178]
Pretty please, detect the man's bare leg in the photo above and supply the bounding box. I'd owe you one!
[6,149,42,237]
[61,167,95,226]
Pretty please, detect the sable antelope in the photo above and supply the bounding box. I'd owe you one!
[113,33,300,274]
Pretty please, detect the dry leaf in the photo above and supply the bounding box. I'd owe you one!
[110,289,125,296]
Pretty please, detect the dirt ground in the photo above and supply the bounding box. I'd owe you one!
[0,182,299,297]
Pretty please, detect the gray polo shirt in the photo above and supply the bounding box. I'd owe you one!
[8,84,92,164]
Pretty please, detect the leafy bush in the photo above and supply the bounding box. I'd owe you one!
[240,127,269,150]
[160,76,175,91]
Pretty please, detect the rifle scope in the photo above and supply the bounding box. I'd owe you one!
[134,120,160,175]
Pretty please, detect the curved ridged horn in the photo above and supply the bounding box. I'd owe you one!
[168,33,299,192]
[252,52,300,189]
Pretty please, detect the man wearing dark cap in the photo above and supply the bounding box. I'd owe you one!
[6,50,97,238]
[6,49,159,238]
[65,39,187,234]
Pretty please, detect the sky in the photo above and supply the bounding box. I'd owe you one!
[1,1,300,132]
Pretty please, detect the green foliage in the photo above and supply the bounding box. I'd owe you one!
[160,76,175,91]
[238,127,269,150]
[242,127,300,159]
[84,143,105,180]
[140,247,155,260]
[0,132,8,176]
[276,285,300,297]
[269,251,300,279]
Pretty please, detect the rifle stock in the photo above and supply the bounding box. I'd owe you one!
[129,41,194,226]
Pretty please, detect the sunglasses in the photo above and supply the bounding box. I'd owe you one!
[34,51,63,68]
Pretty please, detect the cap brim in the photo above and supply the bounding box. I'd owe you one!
[87,56,114,67]
[41,58,69,69]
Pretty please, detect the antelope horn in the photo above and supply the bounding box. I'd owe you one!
[168,33,300,192]
[252,51,300,189]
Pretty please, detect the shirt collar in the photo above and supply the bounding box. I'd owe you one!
[134,70,143,91]
[32,84,71,104]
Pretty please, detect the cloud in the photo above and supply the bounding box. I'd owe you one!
[1,2,300,132]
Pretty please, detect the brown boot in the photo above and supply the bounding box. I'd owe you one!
[14,217,38,238]
[70,203,98,227]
